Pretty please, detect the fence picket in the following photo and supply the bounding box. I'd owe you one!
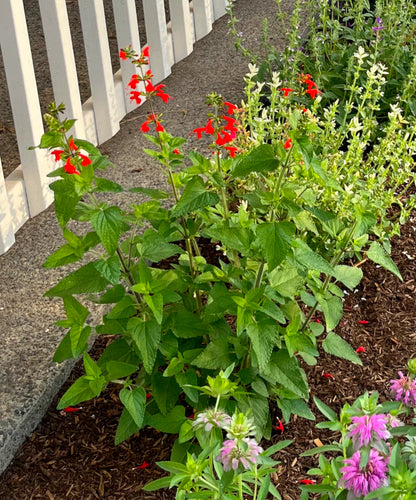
[0,160,15,254]
[38,0,86,139]
[169,0,194,62]
[112,0,143,113]
[78,0,120,143]
[213,0,228,19]
[192,0,213,40]
[0,0,54,217]
[142,0,172,84]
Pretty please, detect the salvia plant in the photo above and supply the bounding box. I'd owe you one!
[35,40,413,454]
[299,359,416,499]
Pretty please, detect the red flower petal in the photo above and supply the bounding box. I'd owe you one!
[64,158,80,175]
[224,101,237,114]
[224,146,238,157]
[322,371,335,380]
[281,87,294,97]
[141,121,150,133]
[142,46,150,58]
[130,91,142,105]
[155,122,165,132]
[356,346,366,353]
[128,75,139,90]
[284,138,292,149]
[275,419,284,433]
[119,49,127,61]
[133,460,150,470]
[358,320,369,324]
[69,138,78,151]
[51,149,65,162]
[63,406,81,413]
[78,153,92,167]
[298,479,316,485]
[173,149,181,155]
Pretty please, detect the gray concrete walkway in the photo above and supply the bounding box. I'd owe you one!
[0,0,292,475]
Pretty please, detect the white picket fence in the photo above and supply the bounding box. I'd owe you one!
[0,0,231,255]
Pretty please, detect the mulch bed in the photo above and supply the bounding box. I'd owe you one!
[1,213,416,499]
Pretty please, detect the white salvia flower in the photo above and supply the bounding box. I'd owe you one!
[247,63,259,77]
[354,46,369,64]
[389,103,403,120]
[348,116,363,134]
[270,71,282,88]
[256,81,265,92]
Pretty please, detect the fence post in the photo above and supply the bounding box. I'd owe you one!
[38,0,86,139]
[78,0,120,144]
[142,0,172,84]
[169,0,194,62]
[112,0,143,114]
[0,160,15,254]
[0,0,54,217]
[212,0,228,19]
[192,0,213,40]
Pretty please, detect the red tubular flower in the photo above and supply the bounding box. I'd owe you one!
[155,121,165,132]
[306,87,321,99]
[322,372,335,380]
[119,49,127,60]
[146,393,151,401]
[173,149,181,155]
[51,149,65,162]
[224,146,238,157]
[145,81,155,93]
[128,74,139,89]
[281,87,294,97]
[64,406,81,412]
[64,158,80,175]
[284,138,292,149]
[156,90,172,103]
[192,118,215,138]
[222,115,237,131]
[142,46,150,58]
[216,130,233,146]
[133,460,150,470]
[130,91,142,105]
[358,320,369,324]
[141,121,150,133]
[78,153,92,167]
[275,419,284,434]
[356,346,366,353]
[298,479,316,485]
[224,101,237,114]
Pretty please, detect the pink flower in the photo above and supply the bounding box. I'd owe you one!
[340,449,388,497]
[348,414,390,449]
[391,371,416,407]
[216,438,263,471]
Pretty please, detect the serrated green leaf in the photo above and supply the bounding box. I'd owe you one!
[152,372,182,416]
[193,338,232,369]
[322,332,362,365]
[144,405,187,433]
[138,229,184,263]
[129,186,170,199]
[264,350,308,400]
[294,241,335,276]
[115,407,140,445]
[49,179,82,228]
[334,265,363,290]
[268,263,303,298]
[119,387,146,428]
[45,262,110,297]
[247,319,279,373]
[128,317,161,374]
[232,144,280,177]
[256,221,295,271]
[94,255,121,285]
[95,178,123,193]
[90,206,123,255]
[318,294,343,331]
[57,375,105,409]
[171,176,219,217]
[366,241,402,280]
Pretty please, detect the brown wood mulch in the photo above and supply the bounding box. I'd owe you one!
[1,213,416,500]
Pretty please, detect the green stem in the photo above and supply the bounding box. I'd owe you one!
[116,248,142,306]
[238,474,243,500]
[253,467,259,500]
[254,261,265,289]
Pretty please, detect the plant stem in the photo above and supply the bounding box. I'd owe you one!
[254,261,265,289]
[238,474,243,500]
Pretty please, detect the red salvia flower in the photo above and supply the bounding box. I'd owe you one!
[173,149,181,155]
[298,479,316,485]
[132,460,150,470]
[78,153,92,167]
[224,101,237,114]
[142,46,150,58]
[224,146,238,157]
[155,121,165,132]
[322,371,335,380]
[284,138,292,149]
[356,346,366,353]
[281,87,294,97]
[141,121,150,133]
[130,91,142,105]
[358,320,369,324]
[68,138,78,151]
[156,90,172,103]
[306,87,321,99]
[119,49,127,60]
[216,130,233,146]
[275,419,284,434]
[63,406,81,413]
[64,158,80,175]
[146,393,151,401]
[51,149,65,162]
[222,114,237,132]
[128,74,139,90]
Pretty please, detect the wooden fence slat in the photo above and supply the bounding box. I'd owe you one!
[0,159,15,254]
[213,0,228,19]
[78,0,120,144]
[112,0,143,113]
[192,0,213,40]
[169,0,194,62]
[0,0,53,217]
[38,0,86,139]
[142,0,172,84]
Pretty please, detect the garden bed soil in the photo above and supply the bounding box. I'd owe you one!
[1,213,416,500]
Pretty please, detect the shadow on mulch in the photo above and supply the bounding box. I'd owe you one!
[1,213,416,499]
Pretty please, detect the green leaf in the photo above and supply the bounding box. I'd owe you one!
[83,353,102,379]
[293,240,335,276]
[115,407,140,445]
[90,206,123,255]
[178,420,195,444]
[247,319,279,373]
[119,387,146,428]
[144,405,187,433]
[171,311,207,338]
[45,262,110,297]
[171,176,220,217]
[152,372,182,416]
[256,221,295,271]
[192,338,232,369]
[38,130,63,149]
[142,476,172,492]
[128,317,161,374]
[143,293,164,324]
[318,294,343,332]
[97,338,139,379]
[94,178,123,193]
[232,144,280,178]
[301,444,343,457]
[278,398,315,421]
[129,186,170,199]
[268,263,303,298]
[366,241,402,280]
[334,265,363,290]
[49,179,82,228]
[57,375,105,409]
[264,350,308,400]
[322,332,362,365]
[175,370,199,404]
[203,224,253,255]
[94,255,121,285]
[53,326,90,362]
[138,229,184,263]
[257,475,271,500]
